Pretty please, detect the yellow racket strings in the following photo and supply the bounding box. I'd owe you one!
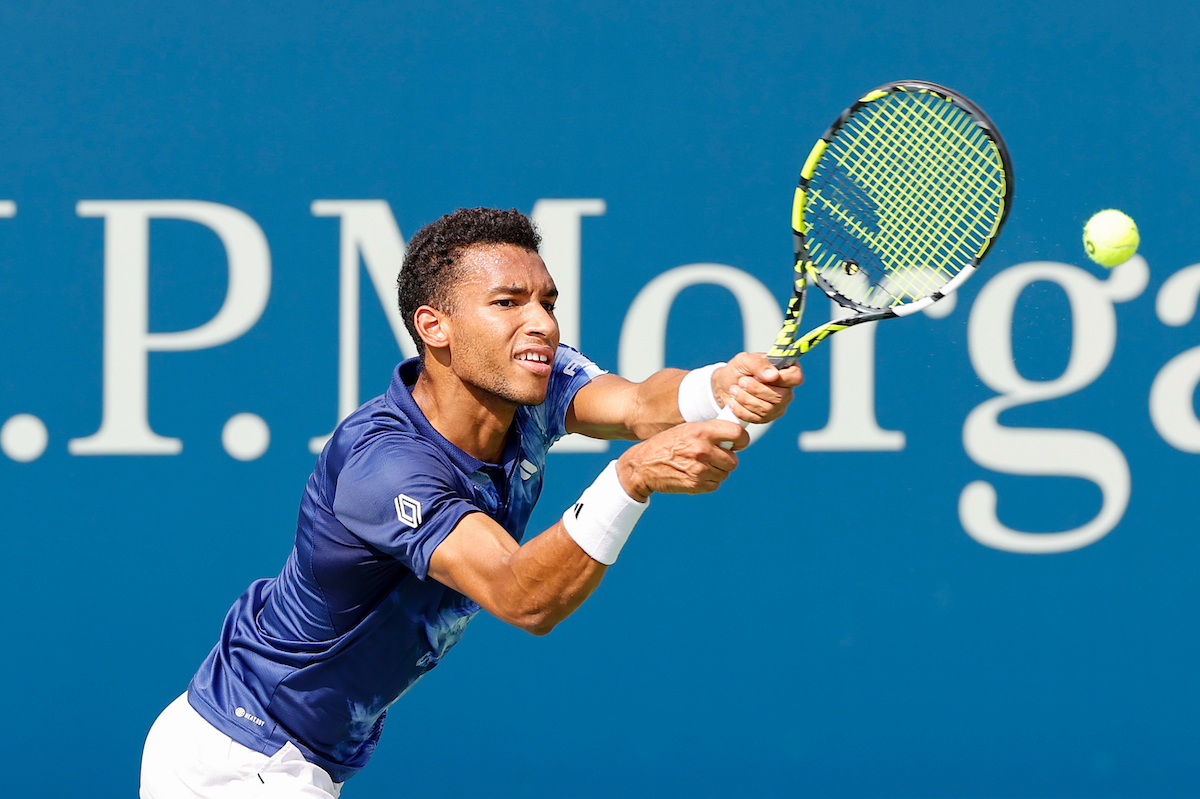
[803,89,1007,310]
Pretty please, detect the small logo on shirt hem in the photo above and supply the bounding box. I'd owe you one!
[235,707,266,727]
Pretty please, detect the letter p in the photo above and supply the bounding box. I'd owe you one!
[70,201,271,455]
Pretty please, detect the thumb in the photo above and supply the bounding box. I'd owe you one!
[732,351,780,383]
[708,418,749,451]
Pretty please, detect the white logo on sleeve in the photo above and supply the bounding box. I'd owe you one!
[394,494,423,527]
[563,359,604,379]
[519,459,538,480]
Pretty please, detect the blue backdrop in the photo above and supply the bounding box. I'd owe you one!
[4,2,1200,796]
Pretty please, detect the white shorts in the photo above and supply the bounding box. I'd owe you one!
[140,693,343,799]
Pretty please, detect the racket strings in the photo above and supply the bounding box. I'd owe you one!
[803,89,1007,310]
[819,102,1001,300]
[835,102,997,281]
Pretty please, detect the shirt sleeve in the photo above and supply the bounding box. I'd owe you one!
[540,344,607,441]
[331,436,478,580]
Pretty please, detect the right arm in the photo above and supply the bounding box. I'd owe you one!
[566,352,803,442]
[427,419,747,635]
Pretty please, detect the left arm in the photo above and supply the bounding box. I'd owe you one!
[565,352,803,441]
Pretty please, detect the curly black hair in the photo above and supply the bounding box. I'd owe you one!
[397,207,542,358]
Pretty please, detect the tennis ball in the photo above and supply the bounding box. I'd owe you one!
[1083,209,1139,268]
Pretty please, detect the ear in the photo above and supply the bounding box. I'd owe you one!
[413,305,451,352]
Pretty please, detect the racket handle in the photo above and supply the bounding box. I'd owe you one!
[716,404,749,450]
[767,354,798,369]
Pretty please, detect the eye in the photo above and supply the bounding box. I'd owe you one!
[492,299,517,308]
[542,302,557,313]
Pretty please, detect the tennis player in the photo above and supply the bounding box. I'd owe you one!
[140,207,801,798]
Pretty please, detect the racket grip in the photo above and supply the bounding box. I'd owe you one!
[716,404,749,450]
[767,354,798,369]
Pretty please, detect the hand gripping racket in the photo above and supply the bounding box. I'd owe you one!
[719,79,1013,430]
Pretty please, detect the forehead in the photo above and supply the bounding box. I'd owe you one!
[454,243,555,292]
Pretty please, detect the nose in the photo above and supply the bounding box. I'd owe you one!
[525,302,558,339]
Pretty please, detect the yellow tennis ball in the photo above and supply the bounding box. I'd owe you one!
[1083,209,1139,268]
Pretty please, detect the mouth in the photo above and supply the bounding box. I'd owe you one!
[514,348,554,377]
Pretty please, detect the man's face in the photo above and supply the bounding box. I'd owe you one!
[442,244,560,407]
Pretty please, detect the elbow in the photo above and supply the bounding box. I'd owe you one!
[490,563,597,635]
[525,621,557,637]
[515,608,563,637]
[499,598,569,636]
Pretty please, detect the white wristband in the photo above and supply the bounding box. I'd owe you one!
[678,362,725,422]
[561,460,648,565]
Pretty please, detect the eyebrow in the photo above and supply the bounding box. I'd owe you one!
[489,284,559,298]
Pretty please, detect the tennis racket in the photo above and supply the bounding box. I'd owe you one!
[719,79,1013,428]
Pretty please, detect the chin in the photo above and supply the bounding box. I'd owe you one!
[506,377,550,407]
[513,388,549,407]
[480,378,548,408]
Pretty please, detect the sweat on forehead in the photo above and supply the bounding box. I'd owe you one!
[449,244,556,293]
[454,242,540,273]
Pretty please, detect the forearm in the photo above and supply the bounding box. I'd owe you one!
[570,353,800,444]
[489,524,608,635]
[429,517,603,636]
[430,463,647,635]
[432,420,747,637]
[568,369,689,441]
[624,368,690,439]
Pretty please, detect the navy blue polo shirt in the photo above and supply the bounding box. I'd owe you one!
[187,345,604,782]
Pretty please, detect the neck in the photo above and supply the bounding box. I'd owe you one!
[411,365,516,464]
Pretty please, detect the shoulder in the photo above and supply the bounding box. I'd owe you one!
[516,345,607,445]
[318,404,462,502]
[340,429,456,489]
[544,344,606,406]
[552,344,606,381]
[330,427,474,546]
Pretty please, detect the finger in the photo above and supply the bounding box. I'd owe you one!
[694,428,747,463]
[728,385,790,424]
[722,390,758,424]
[693,454,738,484]
[725,426,751,452]
[748,358,805,388]
[703,418,746,445]
[662,453,732,493]
[774,363,804,387]
[735,376,788,406]
[671,478,725,496]
[731,352,780,383]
